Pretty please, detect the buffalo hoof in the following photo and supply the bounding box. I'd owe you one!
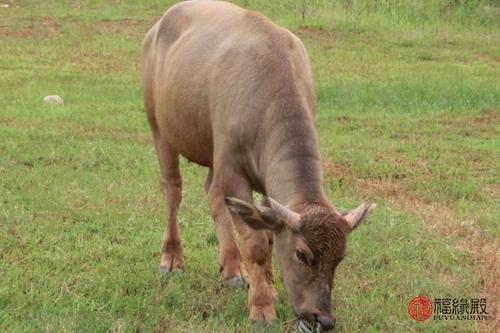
[249,303,276,322]
[223,275,247,288]
[159,251,184,277]
[159,264,183,277]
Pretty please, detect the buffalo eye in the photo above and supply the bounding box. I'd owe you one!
[296,250,308,264]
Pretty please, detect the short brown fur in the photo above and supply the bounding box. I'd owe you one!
[142,0,375,329]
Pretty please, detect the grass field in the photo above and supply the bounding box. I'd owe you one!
[1,1,499,332]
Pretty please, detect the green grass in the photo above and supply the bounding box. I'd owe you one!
[1,1,499,332]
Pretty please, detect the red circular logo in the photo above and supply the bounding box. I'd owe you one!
[408,296,433,321]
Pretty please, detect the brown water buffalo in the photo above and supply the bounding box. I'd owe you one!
[142,1,375,331]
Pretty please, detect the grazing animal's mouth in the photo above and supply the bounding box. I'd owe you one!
[296,319,323,333]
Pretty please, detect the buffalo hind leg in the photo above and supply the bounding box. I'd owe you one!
[154,135,184,276]
[206,169,247,286]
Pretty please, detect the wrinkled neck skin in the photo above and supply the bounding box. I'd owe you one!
[259,101,335,216]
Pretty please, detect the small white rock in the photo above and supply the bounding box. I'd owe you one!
[43,95,64,106]
[1,4,9,8]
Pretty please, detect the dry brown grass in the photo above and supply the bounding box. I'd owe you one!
[323,159,500,332]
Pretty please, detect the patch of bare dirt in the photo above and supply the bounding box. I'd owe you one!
[323,159,499,332]
[485,184,500,200]
[0,16,148,39]
[0,26,36,38]
[438,107,500,128]
[0,17,60,39]
[296,26,335,43]
[93,18,147,36]
[41,17,61,34]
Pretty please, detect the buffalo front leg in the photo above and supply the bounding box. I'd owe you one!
[261,196,277,302]
[154,136,184,276]
[235,218,276,322]
[264,231,278,302]
[223,187,276,321]
[207,172,247,287]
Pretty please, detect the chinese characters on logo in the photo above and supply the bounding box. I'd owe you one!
[433,298,488,320]
[408,296,488,321]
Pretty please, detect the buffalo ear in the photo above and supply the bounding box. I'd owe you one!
[342,203,376,232]
[225,197,283,231]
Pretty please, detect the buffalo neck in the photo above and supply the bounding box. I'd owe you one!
[260,98,326,209]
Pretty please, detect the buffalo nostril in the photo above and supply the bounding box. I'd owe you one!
[317,315,335,331]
